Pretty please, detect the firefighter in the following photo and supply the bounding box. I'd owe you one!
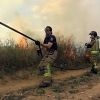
[85,31,99,74]
[35,26,58,88]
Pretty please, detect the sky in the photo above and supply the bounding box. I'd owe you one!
[0,0,100,43]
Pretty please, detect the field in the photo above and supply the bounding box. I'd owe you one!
[0,35,100,100]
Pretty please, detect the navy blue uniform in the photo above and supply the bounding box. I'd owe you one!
[43,35,57,51]
[38,34,58,87]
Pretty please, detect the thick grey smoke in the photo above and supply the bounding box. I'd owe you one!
[0,0,100,43]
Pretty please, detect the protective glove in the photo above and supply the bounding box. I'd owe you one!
[87,44,92,48]
[35,40,40,46]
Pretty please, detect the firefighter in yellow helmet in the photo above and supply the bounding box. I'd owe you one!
[85,31,99,74]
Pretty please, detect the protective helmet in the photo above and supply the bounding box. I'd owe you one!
[89,31,97,37]
[45,26,52,31]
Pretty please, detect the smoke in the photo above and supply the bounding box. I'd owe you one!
[0,0,100,43]
[3,14,44,43]
[37,0,100,43]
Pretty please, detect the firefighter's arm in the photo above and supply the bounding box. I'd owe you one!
[40,36,55,49]
[40,42,53,49]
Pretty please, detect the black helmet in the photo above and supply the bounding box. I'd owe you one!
[89,31,97,37]
[45,26,52,31]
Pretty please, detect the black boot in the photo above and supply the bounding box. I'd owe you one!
[39,79,53,88]
[90,68,98,74]
[93,69,98,74]
[39,82,51,88]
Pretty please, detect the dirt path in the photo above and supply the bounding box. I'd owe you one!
[68,83,100,100]
[0,68,90,95]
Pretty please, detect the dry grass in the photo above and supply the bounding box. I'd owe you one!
[0,35,90,75]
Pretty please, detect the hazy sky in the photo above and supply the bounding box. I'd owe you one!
[0,0,100,43]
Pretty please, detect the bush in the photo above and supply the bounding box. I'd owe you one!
[0,38,41,73]
[55,34,89,70]
[0,34,90,74]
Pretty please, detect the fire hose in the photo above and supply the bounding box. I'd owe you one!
[0,22,43,57]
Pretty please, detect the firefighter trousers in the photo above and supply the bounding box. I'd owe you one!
[38,50,57,83]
